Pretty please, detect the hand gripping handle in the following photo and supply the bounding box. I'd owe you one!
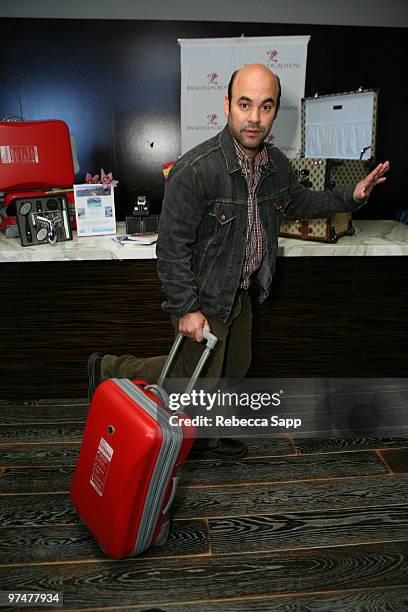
[156,329,218,391]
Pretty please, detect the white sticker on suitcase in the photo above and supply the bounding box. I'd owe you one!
[0,145,39,164]
[90,437,114,496]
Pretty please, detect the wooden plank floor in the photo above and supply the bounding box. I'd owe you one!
[1,394,408,611]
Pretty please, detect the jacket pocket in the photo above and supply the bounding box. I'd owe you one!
[204,202,236,251]
[195,203,236,287]
[208,202,236,226]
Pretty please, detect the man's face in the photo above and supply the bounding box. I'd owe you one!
[224,66,279,157]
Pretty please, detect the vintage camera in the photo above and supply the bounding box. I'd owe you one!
[15,195,72,246]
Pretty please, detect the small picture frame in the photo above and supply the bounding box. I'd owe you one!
[73,184,116,236]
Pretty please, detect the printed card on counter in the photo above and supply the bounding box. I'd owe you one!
[113,232,158,246]
[73,184,116,236]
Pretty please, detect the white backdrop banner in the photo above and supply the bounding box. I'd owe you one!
[179,35,310,157]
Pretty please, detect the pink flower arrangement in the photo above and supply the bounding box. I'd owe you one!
[85,169,119,187]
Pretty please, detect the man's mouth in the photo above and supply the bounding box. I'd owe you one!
[242,127,263,136]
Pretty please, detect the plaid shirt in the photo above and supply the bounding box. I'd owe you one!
[233,138,268,289]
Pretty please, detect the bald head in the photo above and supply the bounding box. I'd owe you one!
[224,63,281,157]
[227,64,281,112]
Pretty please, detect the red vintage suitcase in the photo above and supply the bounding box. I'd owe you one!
[0,120,75,191]
[70,331,217,559]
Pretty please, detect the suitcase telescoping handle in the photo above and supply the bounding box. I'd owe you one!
[157,330,218,394]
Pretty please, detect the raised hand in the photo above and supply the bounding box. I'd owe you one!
[353,161,390,202]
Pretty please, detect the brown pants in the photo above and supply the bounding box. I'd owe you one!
[101,290,252,383]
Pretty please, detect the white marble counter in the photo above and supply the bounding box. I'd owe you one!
[0,223,156,263]
[0,220,407,263]
[277,220,408,257]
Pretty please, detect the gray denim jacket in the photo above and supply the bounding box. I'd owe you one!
[156,126,363,322]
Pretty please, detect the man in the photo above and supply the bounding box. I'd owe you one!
[88,64,389,458]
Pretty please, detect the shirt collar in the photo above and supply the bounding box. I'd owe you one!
[232,136,269,170]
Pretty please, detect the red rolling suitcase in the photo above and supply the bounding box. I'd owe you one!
[70,330,217,559]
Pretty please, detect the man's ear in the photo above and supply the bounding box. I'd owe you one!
[223,95,230,118]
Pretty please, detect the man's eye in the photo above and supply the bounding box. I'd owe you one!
[240,103,249,109]
[263,105,272,111]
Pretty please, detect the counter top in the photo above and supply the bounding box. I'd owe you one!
[0,220,407,263]
[0,223,156,263]
[277,220,408,257]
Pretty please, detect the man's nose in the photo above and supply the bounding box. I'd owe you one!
[248,107,261,124]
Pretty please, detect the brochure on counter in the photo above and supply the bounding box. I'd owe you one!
[113,232,158,246]
[73,184,116,236]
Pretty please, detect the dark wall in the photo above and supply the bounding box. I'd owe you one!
[1,18,406,220]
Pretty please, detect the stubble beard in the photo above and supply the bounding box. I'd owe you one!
[237,126,267,153]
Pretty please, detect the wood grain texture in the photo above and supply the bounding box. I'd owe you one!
[0,403,88,425]
[0,447,386,493]
[208,505,408,554]
[96,587,408,611]
[293,438,408,454]
[0,397,407,609]
[2,475,408,527]
[1,260,172,399]
[251,257,408,379]
[0,423,85,444]
[0,520,209,564]
[0,398,89,407]
[0,436,293,468]
[251,379,408,397]
[1,542,407,607]
[180,451,388,487]
[174,475,408,519]
[0,450,388,494]
[0,493,78,527]
[0,444,80,467]
[0,466,73,494]
[251,259,396,376]
[1,257,408,398]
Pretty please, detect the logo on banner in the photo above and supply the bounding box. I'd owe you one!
[266,49,300,70]
[187,112,223,133]
[207,72,219,85]
[266,49,279,64]
[186,72,226,92]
